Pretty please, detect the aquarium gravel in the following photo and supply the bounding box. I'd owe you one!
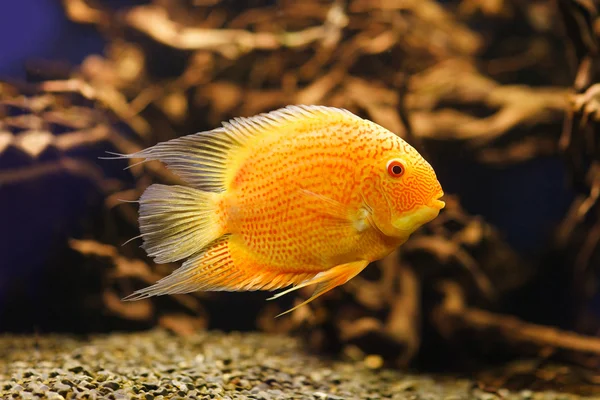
[0,329,589,400]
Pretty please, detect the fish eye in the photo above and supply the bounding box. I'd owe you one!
[386,159,405,178]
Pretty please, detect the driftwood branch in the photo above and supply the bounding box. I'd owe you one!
[433,282,600,368]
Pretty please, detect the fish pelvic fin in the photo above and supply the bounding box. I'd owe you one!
[124,235,319,300]
[268,259,370,317]
[137,184,223,264]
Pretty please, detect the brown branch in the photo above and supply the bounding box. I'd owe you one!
[39,79,151,139]
[62,0,108,25]
[122,2,348,57]
[408,60,568,145]
[350,0,482,57]
[0,157,123,193]
[69,239,204,314]
[403,236,496,300]
[103,290,153,321]
[476,137,558,164]
[433,282,600,367]
[383,253,421,367]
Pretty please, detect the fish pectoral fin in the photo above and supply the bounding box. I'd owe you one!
[298,188,371,232]
[270,260,370,317]
[298,188,351,221]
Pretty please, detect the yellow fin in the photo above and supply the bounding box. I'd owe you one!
[269,260,370,317]
[137,184,222,264]
[103,105,359,191]
[123,235,233,300]
[123,235,318,300]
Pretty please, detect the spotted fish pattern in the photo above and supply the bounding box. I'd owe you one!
[109,105,444,315]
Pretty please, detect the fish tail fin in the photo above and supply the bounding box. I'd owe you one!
[136,184,224,264]
[268,260,370,317]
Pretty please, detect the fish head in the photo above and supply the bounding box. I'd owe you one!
[362,138,444,238]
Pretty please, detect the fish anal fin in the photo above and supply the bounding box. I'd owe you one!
[273,259,370,317]
[123,235,319,300]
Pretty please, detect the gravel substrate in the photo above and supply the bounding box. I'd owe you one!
[0,329,591,400]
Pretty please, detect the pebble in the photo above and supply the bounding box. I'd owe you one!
[0,329,588,400]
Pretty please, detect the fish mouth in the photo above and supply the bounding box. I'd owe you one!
[391,192,445,233]
[429,191,445,210]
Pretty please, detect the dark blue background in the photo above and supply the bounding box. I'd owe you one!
[0,0,105,313]
[0,0,104,79]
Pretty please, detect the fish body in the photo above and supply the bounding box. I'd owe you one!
[113,105,444,314]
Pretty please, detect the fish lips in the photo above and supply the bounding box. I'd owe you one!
[391,193,445,233]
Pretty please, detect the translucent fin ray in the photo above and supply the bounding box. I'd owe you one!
[103,105,359,191]
[137,184,222,264]
[269,260,370,317]
[123,235,318,300]
[298,188,352,221]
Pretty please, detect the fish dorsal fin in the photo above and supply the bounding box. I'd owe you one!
[105,105,359,192]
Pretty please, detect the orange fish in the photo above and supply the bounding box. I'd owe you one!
[111,105,444,315]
